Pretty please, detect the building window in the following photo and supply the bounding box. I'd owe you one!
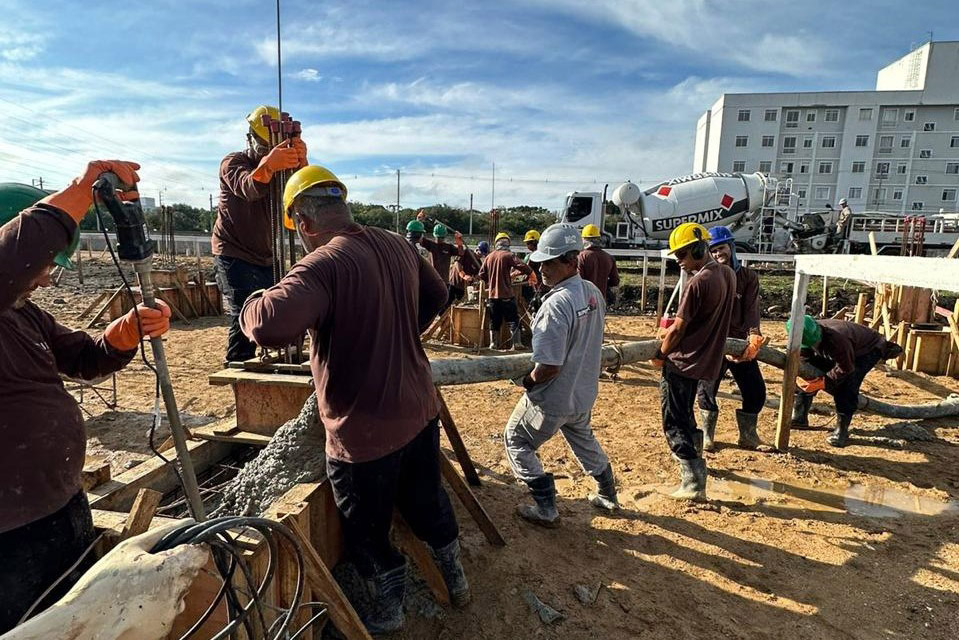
[947,163,959,175]
[848,187,863,199]
[797,188,807,199]
[882,108,898,124]
[735,135,748,147]
[904,110,916,122]
[764,109,777,122]
[761,135,774,147]
[919,149,932,158]
[851,162,865,173]
[821,136,836,148]
[780,161,794,173]
[893,188,903,200]
[923,122,936,131]
[897,162,907,174]
[803,137,813,148]
[738,109,751,122]
[758,161,772,173]
[806,111,816,122]
[912,201,924,211]
[951,136,959,148]
[942,188,957,201]
[874,188,887,203]
[785,110,800,127]
[732,161,746,172]
[815,186,831,200]
[824,109,839,122]
[799,162,809,174]
[818,161,833,174]
[915,175,928,184]
[879,135,894,151]
[876,162,890,175]
[900,136,911,148]
[782,136,797,153]
[954,108,959,121]
[859,108,873,121]
[855,135,869,147]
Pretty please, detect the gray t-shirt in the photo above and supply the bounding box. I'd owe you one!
[526,274,606,415]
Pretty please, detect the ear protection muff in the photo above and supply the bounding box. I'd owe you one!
[690,226,706,259]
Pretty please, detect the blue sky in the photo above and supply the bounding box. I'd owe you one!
[0,0,955,210]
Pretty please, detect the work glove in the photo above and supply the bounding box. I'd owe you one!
[528,270,539,287]
[730,334,768,363]
[251,140,301,183]
[40,160,141,223]
[796,376,825,394]
[104,300,172,351]
[291,137,308,168]
[5,519,208,640]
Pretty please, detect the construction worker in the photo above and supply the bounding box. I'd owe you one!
[419,223,465,308]
[577,224,620,304]
[650,222,735,501]
[478,231,532,349]
[834,197,852,252]
[212,105,308,363]
[522,229,546,312]
[696,226,767,451]
[789,315,902,448]
[448,243,481,305]
[0,160,172,632]
[505,223,618,527]
[240,165,467,633]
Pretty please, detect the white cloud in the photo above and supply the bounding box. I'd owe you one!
[295,68,323,82]
[0,29,45,61]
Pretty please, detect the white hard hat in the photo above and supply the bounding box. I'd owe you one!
[529,223,583,262]
[839,198,848,205]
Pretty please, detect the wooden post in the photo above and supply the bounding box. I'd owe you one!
[476,282,487,353]
[896,320,908,370]
[435,387,481,486]
[76,245,84,286]
[640,253,649,313]
[853,293,868,325]
[774,271,810,451]
[820,275,828,317]
[947,236,959,259]
[438,454,505,547]
[392,513,450,606]
[655,254,667,326]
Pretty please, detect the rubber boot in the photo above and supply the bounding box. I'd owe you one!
[588,463,619,511]
[363,562,407,634]
[517,474,560,528]
[488,329,498,350]
[827,413,852,448]
[669,457,707,502]
[699,409,718,452]
[735,410,761,450]
[508,322,524,350]
[791,391,815,429]
[693,429,705,457]
[430,539,471,608]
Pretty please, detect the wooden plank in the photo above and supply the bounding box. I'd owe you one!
[854,293,868,324]
[76,290,110,321]
[234,380,314,435]
[174,281,201,319]
[820,276,828,317]
[896,321,908,370]
[120,488,163,540]
[655,256,667,326]
[794,254,959,293]
[435,387,481,487]
[208,369,314,388]
[84,287,123,329]
[640,253,649,314]
[947,236,959,259]
[774,272,810,451]
[273,506,313,639]
[439,454,505,547]
[192,422,274,447]
[392,512,450,606]
[81,458,111,492]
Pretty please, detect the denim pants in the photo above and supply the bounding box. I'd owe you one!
[213,255,275,362]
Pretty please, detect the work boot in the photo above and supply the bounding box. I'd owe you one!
[508,322,524,350]
[363,562,407,634]
[430,539,471,608]
[669,457,707,502]
[699,409,718,452]
[488,329,498,350]
[791,392,815,429]
[588,463,619,511]
[736,410,761,450]
[827,413,853,448]
[517,474,560,528]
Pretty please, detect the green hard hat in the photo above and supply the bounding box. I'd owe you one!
[786,314,822,348]
[406,219,425,233]
[433,223,447,237]
[0,182,79,270]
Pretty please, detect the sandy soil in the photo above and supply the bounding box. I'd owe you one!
[37,257,959,639]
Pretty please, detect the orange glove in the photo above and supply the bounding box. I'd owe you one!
[104,301,172,351]
[731,333,769,362]
[41,160,141,223]
[251,140,301,183]
[291,138,308,168]
[796,376,825,393]
[528,270,539,286]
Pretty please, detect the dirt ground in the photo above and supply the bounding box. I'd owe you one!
[40,256,959,639]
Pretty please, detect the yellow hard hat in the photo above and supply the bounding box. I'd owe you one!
[283,165,348,230]
[523,230,540,243]
[494,232,510,243]
[668,222,709,255]
[581,224,601,239]
[247,105,281,143]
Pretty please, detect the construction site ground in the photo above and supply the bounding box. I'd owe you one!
[42,257,959,639]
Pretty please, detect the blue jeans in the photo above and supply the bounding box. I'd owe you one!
[213,255,275,362]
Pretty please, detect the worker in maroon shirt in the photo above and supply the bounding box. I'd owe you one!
[0,160,171,632]
[789,315,902,447]
[478,232,532,349]
[419,223,465,310]
[650,223,735,502]
[212,105,307,363]
[240,166,466,634]
[577,224,619,304]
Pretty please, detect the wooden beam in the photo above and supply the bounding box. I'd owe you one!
[774,272,810,451]
[794,254,959,293]
[81,459,111,492]
[120,488,163,540]
[820,276,828,317]
[84,287,123,329]
[854,293,868,324]
[655,255,667,326]
[640,253,649,314]
[392,513,450,606]
[438,454,505,547]
[435,387,481,486]
[76,290,110,321]
[947,236,959,259]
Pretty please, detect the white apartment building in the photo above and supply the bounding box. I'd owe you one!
[693,41,959,215]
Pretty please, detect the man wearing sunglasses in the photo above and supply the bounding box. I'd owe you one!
[649,222,735,501]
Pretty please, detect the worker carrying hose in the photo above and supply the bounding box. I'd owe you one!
[505,223,619,527]
[240,166,467,634]
[789,315,903,447]
[650,222,735,502]
[478,231,532,349]
[695,226,768,451]
[0,160,171,632]
[212,105,308,363]
[577,224,619,304]
[419,223,465,309]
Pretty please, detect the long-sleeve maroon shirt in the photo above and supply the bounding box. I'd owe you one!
[212,151,274,267]
[0,205,134,533]
[478,249,531,299]
[419,237,464,283]
[577,246,619,298]
[806,320,887,383]
[728,265,761,339]
[240,226,447,463]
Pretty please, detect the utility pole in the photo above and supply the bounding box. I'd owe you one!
[491,162,495,213]
[469,193,474,235]
[209,192,215,232]
[395,169,401,233]
[32,177,44,190]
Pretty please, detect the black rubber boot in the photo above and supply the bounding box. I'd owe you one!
[508,322,524,350]
[588,463,619,511]
[736,410,761,449]
[430,539,471,608]
[488,329,498,350]
[669,457,707,502]
[827,413,852,448]
[517,474,560,528]
[363,562,407,634]
[791,391,815,429]
[699,409,718,452]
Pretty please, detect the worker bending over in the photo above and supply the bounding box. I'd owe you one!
[577,224,620,304]
[650,223,735,501]
[419,223,465,309]
[448,244,481,306]
[212,105,307,363]
[240,166,466,634]
[696,227,767,450]
[789,315,902,447]
[504,224,618,527]
[0,160,171,632]
[478,231,532,350]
